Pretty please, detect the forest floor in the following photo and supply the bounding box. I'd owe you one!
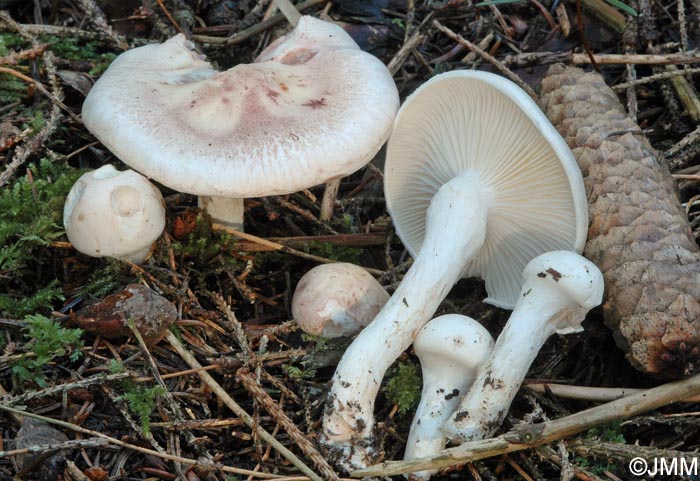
[1,0,700,480]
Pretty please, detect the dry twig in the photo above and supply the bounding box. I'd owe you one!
[354,373,700,476]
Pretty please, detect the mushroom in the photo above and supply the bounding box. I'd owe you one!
[63,164,165,263]
[405,314,493,480]
[81,16,399,231]
[321,70,588,470]
[292,263,389,338]
[443,250,603,442]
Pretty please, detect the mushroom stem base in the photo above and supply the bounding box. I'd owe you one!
[199,196,245,231]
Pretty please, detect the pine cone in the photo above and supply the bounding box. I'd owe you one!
[539,64,700,378]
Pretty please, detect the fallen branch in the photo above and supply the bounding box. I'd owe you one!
[192,0,326,45]
[212,223,385,275]
[237,368,341,481]
[353,373,700,477]
[504,50,700,67]
[524,381,700,403]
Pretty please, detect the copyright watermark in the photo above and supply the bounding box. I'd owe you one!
[628,457,699,477]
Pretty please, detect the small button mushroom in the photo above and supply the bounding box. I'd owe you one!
[63,165,165,263]
[81,16,399,231]
[292,263,389,338]
[405,314,493,481]
[443,250,603,442]
[322,70,588,470]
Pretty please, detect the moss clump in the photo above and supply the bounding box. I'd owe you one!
[383,360,422,417]
[37,35,117,74]
[0,72,28,104]
[11,314,84,388]
[119,384,166,436]
[306,241,362,264]
[0,158,84,317]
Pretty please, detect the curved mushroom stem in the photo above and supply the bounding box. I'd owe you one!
[320,171,488,471]
[442,251,603,443]
[198,196,245,231]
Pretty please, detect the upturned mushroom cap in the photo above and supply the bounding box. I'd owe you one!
[292,263,389,338]
[385,70,588,309]
[63,165,165,263]
[82,16,399,199]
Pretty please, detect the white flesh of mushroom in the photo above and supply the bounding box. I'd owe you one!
[63,164,165,263]
[405,314,493,480]
[320,71,588,471]
[442,250,603,442]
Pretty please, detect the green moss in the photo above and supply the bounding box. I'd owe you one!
[0,158,85,317]
[119,384,166,436]
[586,421,626,443]
[383,360,422,417]
[11,314,84,388]
[78,260,137,298]
[37,35,117,75]
[574,456,618,475]
[306,241,362,264]
[0,72,28,104]
[0,33,28,56]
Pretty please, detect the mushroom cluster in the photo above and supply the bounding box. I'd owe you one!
[321,70,589,471]
[80,16,399,232]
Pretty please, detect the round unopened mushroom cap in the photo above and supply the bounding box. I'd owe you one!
[414,313,493,370]
[385,70,588,309]
[63,164,165,263]
[82,16,399,199]
[292,263,389,338]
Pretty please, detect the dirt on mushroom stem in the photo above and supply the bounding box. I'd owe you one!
[539,64,700,379]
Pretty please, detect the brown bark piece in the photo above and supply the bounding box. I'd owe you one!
[539,64,700,378]
[72,284,177,346]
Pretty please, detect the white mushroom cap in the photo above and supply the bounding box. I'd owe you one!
[292,263,389,338]
[405,314,493,480]
[385,70,588,309]
[63,165,165,263]
[81,16,399,199]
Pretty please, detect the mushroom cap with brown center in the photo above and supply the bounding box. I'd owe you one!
[82,16,399,198]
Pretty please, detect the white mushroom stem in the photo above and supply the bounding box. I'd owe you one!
[405,314,493,481]
[321,170,488,470]
[198,196,244,231]
[442,251,604,443]
[319,177,341,223]
[273,0,301,26]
